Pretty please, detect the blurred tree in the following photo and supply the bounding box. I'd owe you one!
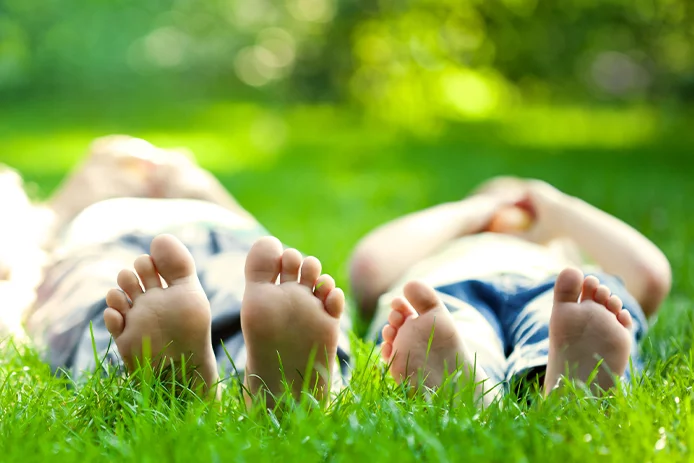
[345,0,694,128]
[0,0,692,124]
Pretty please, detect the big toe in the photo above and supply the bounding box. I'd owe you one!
[553,267,584,304]
[149,234,197,285]
[245,236,283,284]
[403,280,441,315]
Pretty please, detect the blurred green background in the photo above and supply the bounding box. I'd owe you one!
[0,0,693,306]
[2,0,694,111]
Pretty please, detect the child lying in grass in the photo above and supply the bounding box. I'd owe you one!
[350,177,671,404]
[18,136,349,405]
[3,136,671,407]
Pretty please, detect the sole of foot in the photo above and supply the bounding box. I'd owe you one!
[381,280,494,406]
[241,237,344,407]
[545,267,633,395]
[103,234,219,396]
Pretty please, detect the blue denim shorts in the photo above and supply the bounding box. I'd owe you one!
[429,272,648,388]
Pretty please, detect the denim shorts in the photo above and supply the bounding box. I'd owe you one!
[432,272,647,388]
[376,271,647,391]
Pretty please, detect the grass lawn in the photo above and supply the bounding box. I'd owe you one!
[0,100,693,461]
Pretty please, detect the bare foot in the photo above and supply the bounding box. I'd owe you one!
[103,234,218,395]
[241,237,344,406]
[381,280,493,406]
[545,268,633,394]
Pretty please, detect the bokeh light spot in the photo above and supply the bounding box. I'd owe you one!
[287,0,336,23]
[440,69,500,118]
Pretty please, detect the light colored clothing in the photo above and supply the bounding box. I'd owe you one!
[26,198,352,383]
[58,198,256,254]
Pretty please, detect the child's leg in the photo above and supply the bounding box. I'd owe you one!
[25,238,146,374]
[103,235,348,405]
[380,281,506,407]
[544,268,634,393]
[26,196,262,384]
[240,237,346,407]
[504,268,647,395]
[104,235,220,396]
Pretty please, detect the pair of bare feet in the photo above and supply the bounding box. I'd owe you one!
[103,235,345,404]
[102,231,633,406]
[380,268,634,401]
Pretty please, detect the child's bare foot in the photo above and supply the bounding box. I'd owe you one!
[381,281,493,405]
[545,268,633,394]
[103,234,219,395]
[241,237,344,406]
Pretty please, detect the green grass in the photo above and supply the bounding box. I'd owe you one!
[1,100,694,461]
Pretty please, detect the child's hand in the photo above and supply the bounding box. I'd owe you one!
[471,176,536,234]
[471,176,568,241]
[511,180,567,243]
[487,204,534,234]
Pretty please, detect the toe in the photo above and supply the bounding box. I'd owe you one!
[388,309,405,329]
[553,267,584,304]
[594,285,611,306]
[106,288,131,313]
[134,255,162,290]
[149,234,197,285]
[391,297,417,318]
[245,236,283,284]
[314,275,336,302]
[381,342,393,361]
[324,287,344,319]
[299,256,322,288]
[403,280,441,315]
[280,249,302,283]
[580,276,600,302]
[117,269,143,301]
[606,295,623,315]
[103,308,125,337]
[618,309,633,329]
[382,324,397,343]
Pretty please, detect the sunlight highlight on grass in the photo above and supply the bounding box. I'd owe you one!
[501,106,658,149]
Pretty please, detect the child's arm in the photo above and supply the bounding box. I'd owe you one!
[525,181,671,316]
[349,195,509,315]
